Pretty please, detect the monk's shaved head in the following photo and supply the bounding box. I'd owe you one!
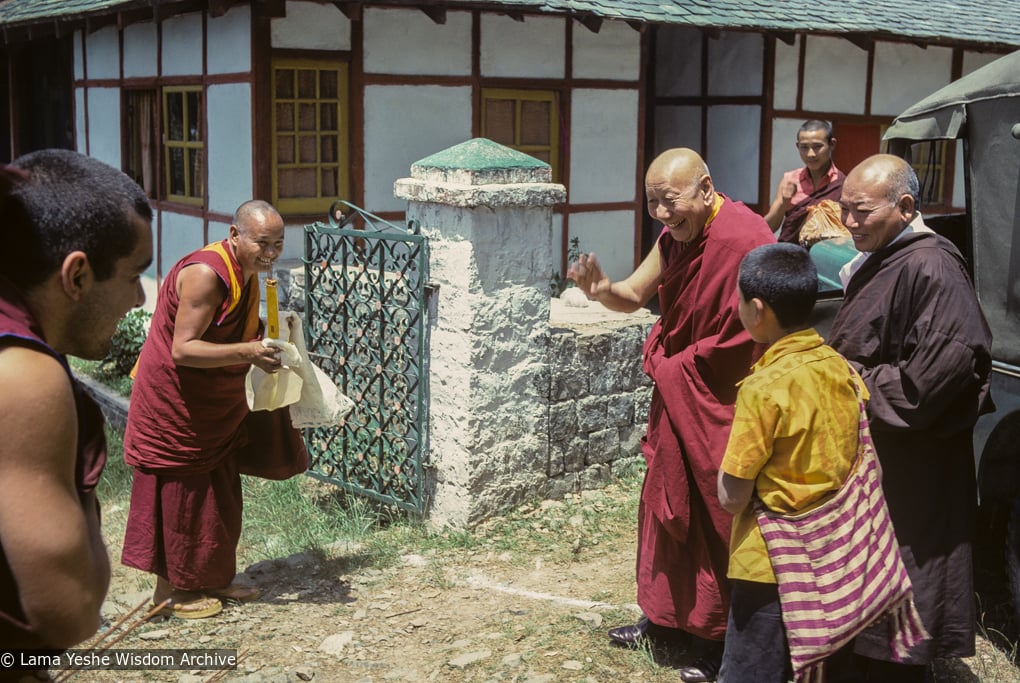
[646,148,711,190]
[233,199,281,233]
[846,154,920,207]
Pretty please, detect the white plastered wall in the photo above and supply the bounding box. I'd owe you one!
[86,88,121,170]
[364,8,472,75]
[123,23,158,78]
[85,25,119,79]
[572,20,641,81]
[208,4,251,74]
[569,89,639,205]
[162,13,204,76]
[481,15,565,78]
[769,118,804,198]
[568,211,636,283]
[271,0,351,50]
[872,43,953,117]
[803,36,868,115]
[159,212,206,274]
[365,85,473,212]
[773,36,799,111]
[206,83,254,217]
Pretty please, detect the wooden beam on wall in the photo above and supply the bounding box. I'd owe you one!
[334,2,363,21]
[421,6,447,24]
[576,15,602,34]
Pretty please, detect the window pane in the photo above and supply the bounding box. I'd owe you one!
[190,148,205,198]
[276,103,294,132]
[169,147,185,195]
[321,167,338,197]
[298,103,316,131]
[275,69,294,99]
[321,136,337,163]
[277,135,295,164]
[320,70,338,99]
[320,103,337,131]
[124,90,157,197]
[187,92,202,142]
[299,135,317,164]
[167,92,184,141]
[520,100,551,146]
[279,167,316,198]
[484,100,515,145]
[297,69,316,98]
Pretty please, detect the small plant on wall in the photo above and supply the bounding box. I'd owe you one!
[550,236,583,296]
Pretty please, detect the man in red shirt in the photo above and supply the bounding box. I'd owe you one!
[763,119,845,244]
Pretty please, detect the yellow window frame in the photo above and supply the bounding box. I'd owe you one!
[162,85,205,206]
[271,57,350,216]
[481,88,559,181]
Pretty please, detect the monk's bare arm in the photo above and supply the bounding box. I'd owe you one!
[566,243,662,313]
[0,347,110,647]
[762,178,796,232]
[171,264,282,372]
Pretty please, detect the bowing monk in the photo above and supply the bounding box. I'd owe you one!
[763,119,845,244]
[122,199,305,619]
[0,150,152,653]
[567,148,774,682]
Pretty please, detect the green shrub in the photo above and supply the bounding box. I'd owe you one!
[98,308,151,378]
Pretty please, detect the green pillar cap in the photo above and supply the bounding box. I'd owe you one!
[411,138,552,185]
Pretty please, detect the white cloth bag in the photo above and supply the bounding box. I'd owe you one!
[245,311,355,428]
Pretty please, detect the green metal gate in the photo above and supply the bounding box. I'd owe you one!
[302,201,430,514]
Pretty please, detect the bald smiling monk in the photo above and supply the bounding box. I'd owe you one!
[122,200,306,620]
[568,148,774,682]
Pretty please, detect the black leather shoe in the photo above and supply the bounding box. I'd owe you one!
[607,616,650,646]
[679,656,721,683]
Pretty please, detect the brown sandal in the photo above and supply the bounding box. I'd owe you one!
[152,595,223,620]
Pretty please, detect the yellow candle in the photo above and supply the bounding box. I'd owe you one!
[265,278,280,339]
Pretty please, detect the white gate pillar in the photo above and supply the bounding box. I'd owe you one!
[394,138,566,528]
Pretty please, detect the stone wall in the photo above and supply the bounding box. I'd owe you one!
[543,297,655,499]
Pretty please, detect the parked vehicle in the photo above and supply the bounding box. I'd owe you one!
[808,49,1020,621]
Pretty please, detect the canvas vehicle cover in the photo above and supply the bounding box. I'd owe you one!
[883,49,1020,368]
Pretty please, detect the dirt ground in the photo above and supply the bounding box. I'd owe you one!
[60,480,1020,683]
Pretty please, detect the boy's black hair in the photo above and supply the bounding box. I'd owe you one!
[738,243,818,329]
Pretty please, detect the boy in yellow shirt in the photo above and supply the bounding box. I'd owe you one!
[716,243,866,682]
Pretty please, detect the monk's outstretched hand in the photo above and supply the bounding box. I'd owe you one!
[565,252,611,301]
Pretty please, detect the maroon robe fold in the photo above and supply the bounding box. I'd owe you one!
[636,196,774,639]
[122,242,306,591]
[0,278,108,647]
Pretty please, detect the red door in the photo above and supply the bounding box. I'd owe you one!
[833,122,884,174]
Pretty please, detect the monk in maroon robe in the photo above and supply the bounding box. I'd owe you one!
[122,200,305,619]
[568,148,774,682]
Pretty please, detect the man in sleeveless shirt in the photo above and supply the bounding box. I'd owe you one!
[0,149,153,655]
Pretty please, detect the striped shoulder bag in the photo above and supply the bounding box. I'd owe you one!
[754,366,929,682]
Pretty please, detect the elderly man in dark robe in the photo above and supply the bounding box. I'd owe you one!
[122,200,306,619]
[827,154,993,682]
[568,148,774,682]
